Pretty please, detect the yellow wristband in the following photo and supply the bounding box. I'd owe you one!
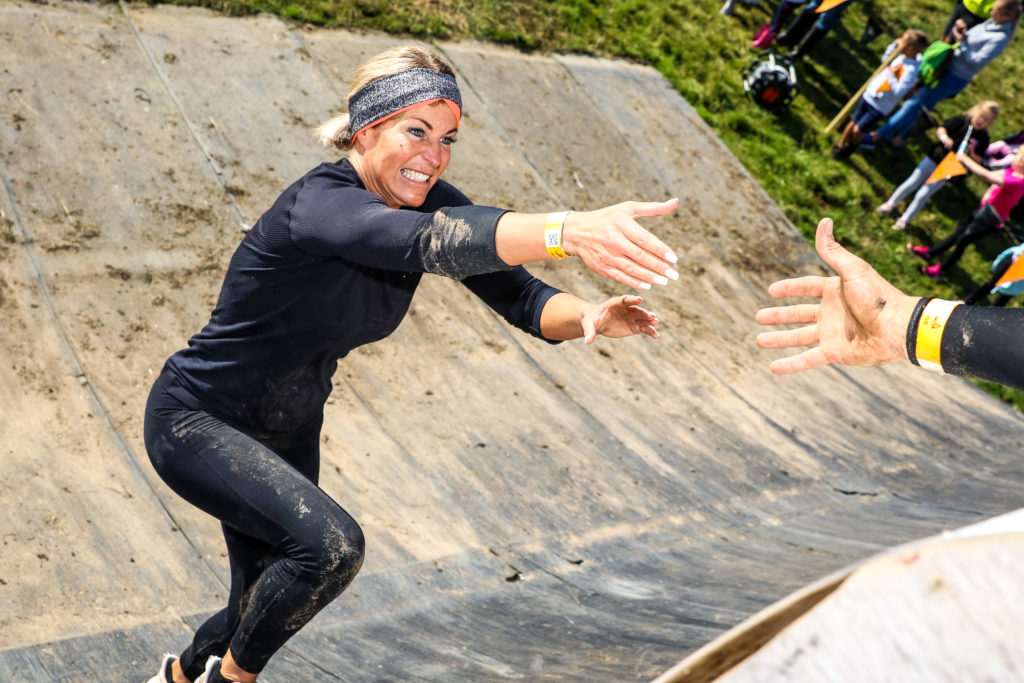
[915,299,961,373]
[545,211,571,259]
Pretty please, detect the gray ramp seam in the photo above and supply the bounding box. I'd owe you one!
[0,163,206,568]
[0,5,230,599]
[118,0,251,232]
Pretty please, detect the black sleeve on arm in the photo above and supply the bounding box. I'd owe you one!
[417,205,515,280]
[939,305,1024,391]
[460,267,564,344]
[288,173,514,279]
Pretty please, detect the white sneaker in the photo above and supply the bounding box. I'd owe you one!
[145,653,177,683]
[876,201,895,216]
[892,217,909,231]
[196,656,223,683]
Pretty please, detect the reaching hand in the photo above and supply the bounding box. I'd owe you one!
[581,295,660,344]
[755,218,920,374]
[561,199,680,290]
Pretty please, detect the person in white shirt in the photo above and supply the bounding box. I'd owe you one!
[832,30,928,159]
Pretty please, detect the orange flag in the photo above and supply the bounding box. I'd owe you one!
[815,0,854,12]
[995,254,1024,289]
[925,152,968,184]
[875,64,902,94]
[926,124,973,184]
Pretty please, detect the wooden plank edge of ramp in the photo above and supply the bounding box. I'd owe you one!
[652,507,1024,683]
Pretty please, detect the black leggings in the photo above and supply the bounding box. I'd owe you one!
[144,375,364,678]
[929,204,1003,272]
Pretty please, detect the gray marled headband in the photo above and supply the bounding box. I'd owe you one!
[348,68,462,138]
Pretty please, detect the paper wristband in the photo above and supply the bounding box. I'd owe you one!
[914,298,961,373]
[545,211,571,259]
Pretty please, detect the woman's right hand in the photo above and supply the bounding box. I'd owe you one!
[561,198,680,290]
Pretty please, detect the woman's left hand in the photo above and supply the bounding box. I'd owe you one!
[580,295,660,344]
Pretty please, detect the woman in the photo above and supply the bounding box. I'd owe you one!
[874,0,1020,146]
[144,46,680,683]
[756,217,1024,391]
[876,100,997,230]
[908,146,1024,280]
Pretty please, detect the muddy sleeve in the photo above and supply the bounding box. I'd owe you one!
[287,174,514,279]
[460,268,564,343]
[932,305,1024,391]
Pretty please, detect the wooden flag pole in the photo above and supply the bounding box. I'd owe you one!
[824,49,899,134]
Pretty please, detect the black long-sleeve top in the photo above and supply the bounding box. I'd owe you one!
[162,158,562,431]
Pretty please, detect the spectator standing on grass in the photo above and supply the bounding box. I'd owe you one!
[876,101,997,231]
[908,147,1024,281]
[774,0,857,60]
[832,30,929,159]
[874,0,1020,146]
[751,0,807,47]
[944,0,997,38]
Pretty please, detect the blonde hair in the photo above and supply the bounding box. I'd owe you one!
[317,46,457,151]
[968,100,1000,124]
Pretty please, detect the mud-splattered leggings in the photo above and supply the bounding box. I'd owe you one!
[144,376,365,678]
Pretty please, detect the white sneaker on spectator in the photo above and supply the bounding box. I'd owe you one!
[876,201,895,216]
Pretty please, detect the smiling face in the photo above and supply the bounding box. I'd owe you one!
[972,110,996,130]
[350,101,458,209]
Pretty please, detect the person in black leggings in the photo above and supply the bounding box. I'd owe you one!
[757,217,1024,392]
[144,46,682,683]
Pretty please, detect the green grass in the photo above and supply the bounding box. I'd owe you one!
[141,0,1024,409]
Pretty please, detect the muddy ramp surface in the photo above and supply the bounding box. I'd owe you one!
[1,2,1022,681]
